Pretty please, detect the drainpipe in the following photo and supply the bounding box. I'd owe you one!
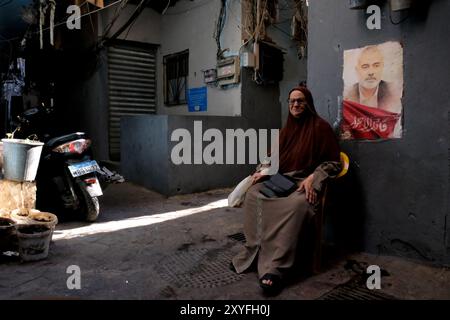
[333,96,343,134]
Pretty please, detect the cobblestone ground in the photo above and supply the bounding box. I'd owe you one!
[1,183,449,300]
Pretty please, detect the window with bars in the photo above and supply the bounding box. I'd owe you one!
[163,50,189,106]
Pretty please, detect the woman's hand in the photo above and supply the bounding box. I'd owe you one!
[251,172,265,184]
[297,173,317,204]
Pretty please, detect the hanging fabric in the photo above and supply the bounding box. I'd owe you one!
[39,0,57,49]
[49,0,56,46]
[39,0,48,49]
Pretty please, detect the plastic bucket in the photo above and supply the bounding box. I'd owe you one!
[10,208,40,225]
[1,139,44,182]
[16,224,52,262]
[28,212,58,228]
[0,217,17,252]
[28,211,58,238]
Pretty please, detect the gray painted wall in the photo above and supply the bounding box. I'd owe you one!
[121,115,170,194]
[78,50,110,161]
[121,114,261,196]
[308,0,450,265]
[120,68,282,196]
[98,5,162,44]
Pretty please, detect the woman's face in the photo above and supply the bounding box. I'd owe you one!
[288,90,307,118]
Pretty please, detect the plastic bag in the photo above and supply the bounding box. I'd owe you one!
[228,175,253,207]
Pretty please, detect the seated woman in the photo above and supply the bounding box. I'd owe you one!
[230,86,341,295]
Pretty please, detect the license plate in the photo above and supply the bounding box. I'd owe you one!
[68,160,100,178]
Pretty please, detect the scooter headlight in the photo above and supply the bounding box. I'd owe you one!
[53,139,91,154]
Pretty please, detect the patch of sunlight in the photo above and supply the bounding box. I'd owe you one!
[53,198,228,240]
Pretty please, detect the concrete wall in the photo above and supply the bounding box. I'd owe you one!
[121,115,170,194]
[121,67,282,196]
[98,5,161,43]
[59,5,160,161]
[308,0,450,265]
[266,0,308,126]
[75,50,110,161]
[121,114,260,196]
[157,0,242,117]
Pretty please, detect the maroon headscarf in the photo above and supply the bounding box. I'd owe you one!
[278,86,340,174]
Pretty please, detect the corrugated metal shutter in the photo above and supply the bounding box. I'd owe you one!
[108,43,157,160]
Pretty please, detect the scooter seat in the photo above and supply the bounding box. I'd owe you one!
[46,132,86,148]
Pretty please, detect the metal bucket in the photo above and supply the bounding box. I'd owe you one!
[1,139,44,182]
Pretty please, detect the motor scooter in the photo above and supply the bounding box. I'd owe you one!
[13,105,124,221]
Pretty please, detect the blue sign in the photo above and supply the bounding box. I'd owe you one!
[188,87,207,112]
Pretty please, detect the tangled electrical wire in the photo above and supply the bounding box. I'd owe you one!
[214,0,227,59]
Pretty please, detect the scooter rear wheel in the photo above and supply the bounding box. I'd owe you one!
[76,181,100,222]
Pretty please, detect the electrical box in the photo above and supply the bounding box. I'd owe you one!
[216,56,240,87]
[256,42,284,85]
[241,52,255,68]
[203,69,217,84]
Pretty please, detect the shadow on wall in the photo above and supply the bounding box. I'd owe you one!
[382,0,434,24]
[410,0,434,21]
[327,157,366,253]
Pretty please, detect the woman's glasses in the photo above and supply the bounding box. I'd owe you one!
[287,98,307,105]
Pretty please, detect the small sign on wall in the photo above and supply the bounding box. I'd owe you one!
[188,87,207,112]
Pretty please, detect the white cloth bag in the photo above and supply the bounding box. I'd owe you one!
[228,175,254,207]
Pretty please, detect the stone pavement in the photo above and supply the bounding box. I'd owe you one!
[0,183,449,300]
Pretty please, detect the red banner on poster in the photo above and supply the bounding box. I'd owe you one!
[341,100,401,140]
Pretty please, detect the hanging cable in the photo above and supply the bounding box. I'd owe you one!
[161,0,171,15]
[99,0,152,48]
[214,0,227,59]
[101,0,132,41]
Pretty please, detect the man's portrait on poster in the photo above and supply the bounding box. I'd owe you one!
[342,41,403,140]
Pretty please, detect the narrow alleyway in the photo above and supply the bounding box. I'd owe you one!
[0,183,449,300]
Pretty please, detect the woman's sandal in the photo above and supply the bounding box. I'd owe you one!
[259,273,283,295]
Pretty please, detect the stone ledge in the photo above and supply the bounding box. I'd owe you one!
[0,179,36,212]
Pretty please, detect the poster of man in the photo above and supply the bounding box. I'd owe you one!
[341,41,403,140]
